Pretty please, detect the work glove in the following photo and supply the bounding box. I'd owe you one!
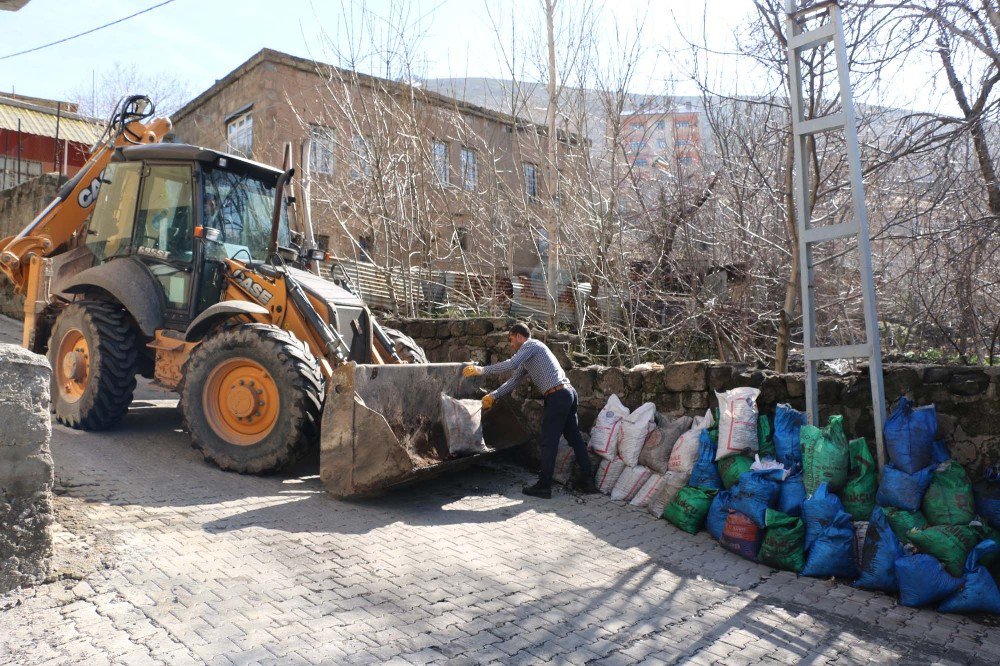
[482,394,495,411]
[462,364,484,378]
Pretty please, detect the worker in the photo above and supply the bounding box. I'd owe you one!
[463,323,597,498]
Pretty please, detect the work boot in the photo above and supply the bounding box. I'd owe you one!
[522,482,552,499]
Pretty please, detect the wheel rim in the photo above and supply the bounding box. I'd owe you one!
[55,328,90,403]
[202,358,280,446]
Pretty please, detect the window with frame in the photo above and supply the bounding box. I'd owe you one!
[227,112,253,157]
[631,123,643,130]
[309,126,335,175]
[523,162,539,201]
[676,120,691,128]
[352,135,372,179]
[679,157,694,166]
[460,147,478,191]
[358,234,374,262]
[432,140,450,186]
[453,226,469,251]
[676,139,691,147]
[655,120,666,130]
[629,141,643,153]
[656,139,667,149]
[634,159,648,167]
[315,234,330,250]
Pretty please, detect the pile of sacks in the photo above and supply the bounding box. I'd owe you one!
[576,389,1000,615]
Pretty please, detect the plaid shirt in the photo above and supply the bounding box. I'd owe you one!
[482,339,569,399]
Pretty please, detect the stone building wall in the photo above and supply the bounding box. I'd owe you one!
[387,317,1000,476]
[0,343,54,592]
[0,174,63,319]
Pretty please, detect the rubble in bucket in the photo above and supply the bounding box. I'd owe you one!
[616,388,1000,618]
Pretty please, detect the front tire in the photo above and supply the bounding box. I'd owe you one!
[381,326,428,364]
[181,324,322,474]
[47,300,139,430]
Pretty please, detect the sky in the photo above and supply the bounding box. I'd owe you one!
[0,0,953,116]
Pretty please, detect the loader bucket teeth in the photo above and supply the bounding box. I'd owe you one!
[320,362,531,498]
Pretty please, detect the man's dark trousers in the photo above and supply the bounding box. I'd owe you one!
[538,386,592,487]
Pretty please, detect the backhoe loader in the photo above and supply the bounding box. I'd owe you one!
[0,95,528,497]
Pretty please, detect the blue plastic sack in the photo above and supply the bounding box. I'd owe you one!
[876,463,935,512]
[779,471,806,517]
[802,483,844,551]
[883,397,936,474]
[895,554,963,607]
[973,479,1000,530]
[774,404,806,468]
[689,429,723,490]
[800,510,859,579]
[706,490,732,541]
[730,468,784,528]
[931,439,951,465]
[938,540,1000,614]
[854,507,905,592]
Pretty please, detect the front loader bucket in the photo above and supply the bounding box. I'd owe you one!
[319,362,531,498]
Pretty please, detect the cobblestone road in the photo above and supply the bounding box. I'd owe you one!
[2,320,999,664]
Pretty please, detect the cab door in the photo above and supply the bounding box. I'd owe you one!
[132,163,196,328]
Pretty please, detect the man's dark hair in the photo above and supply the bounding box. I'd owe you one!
[509,323,531,338]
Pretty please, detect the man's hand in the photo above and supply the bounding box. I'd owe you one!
[462,364,484,378]
[482,394,495,411]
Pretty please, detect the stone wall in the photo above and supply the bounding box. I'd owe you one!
[388,317,1000,476]
[0,344,54,592]
[0,174,64,320]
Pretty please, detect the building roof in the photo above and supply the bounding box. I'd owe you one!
[0,96,102,145]
[172,48,584,146]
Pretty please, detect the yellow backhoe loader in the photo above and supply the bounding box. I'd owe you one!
[0,95,528,497]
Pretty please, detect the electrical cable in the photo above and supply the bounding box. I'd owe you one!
[0,0,178,61]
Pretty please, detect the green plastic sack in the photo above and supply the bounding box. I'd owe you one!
[718,454,754,490]
[842,437,876,521]
[758,508,805,573]
[663,486,718,534]
[922,461,976,526]
[801,415,849,495]
[757,414,775,459]
[883,507,928,545]
[908,524,981,577]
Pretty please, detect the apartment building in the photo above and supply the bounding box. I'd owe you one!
[619,100,704,177]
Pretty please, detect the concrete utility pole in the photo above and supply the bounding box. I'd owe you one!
[544,0,559,330]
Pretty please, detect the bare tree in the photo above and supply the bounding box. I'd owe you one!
[66,61,192,120]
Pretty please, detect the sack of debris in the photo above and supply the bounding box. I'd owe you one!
[895,553,964,608]
[779,470,807,517]
[715,387,761,460]
[802,483,845,551]
[842,437,877,521]
[718,454,754,490]
[596,457,627,494]
[729,468,785,528]
[611,465,653,502]
[801,415,849,495]
[884,397,937,474]
[854,507,906,593]
[589,394,630,460]
[876,463,935,512]
[757,414,776,459]
[907,523,982,577]
[618,402,657,467]
[801,510,859,579]
[647,471,688,517]
[922,461,976,526]
[974,475,1000,530]
[668,410,713,474]
[630,473,666,508]
[882,506,928,546]
[440,393,488,455]
[774,403,806,468]
[937,540,1000,614]
[706,490,733,541]
[720,510,763,560]
[758,509,806,573]
[663,486,717,534]
[639,413,692,474]
[552,436,596,485]
[689,429,724,490]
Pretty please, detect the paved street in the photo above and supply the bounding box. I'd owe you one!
[2,319,999,665]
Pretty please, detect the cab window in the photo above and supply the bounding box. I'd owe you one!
[85,162,142,263]
[135,165,194,262]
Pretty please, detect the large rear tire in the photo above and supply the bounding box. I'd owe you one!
[181,324,322,474]
[381,326,428,364]
[47,300,139,430]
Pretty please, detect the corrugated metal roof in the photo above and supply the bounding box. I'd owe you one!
[0,98,102,144]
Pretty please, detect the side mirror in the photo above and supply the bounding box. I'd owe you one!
[195,226,222,243]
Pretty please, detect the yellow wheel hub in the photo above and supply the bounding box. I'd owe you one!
[56,329,90,403]
[203,358,279,446]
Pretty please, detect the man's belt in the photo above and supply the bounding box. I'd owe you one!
[543,383,570,398]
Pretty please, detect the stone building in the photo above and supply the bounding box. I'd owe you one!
[170,49,586,278]
[619,100,705,178]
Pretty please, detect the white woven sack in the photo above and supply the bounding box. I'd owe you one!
[715,387,761,460]
[596,457,626,494]
[611,465,653,501]
[647,471,688,517]
[668,409,714,473]
[589,394,630,460]
[552,438,574,485]
[618,402,657,467]
[629,473,664,508]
